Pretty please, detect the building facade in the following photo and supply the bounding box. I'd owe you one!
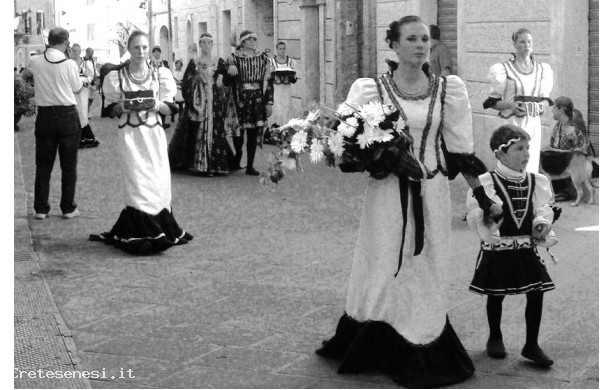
[14,0,54,70]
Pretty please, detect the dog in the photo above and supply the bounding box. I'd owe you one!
[540,149,597,206]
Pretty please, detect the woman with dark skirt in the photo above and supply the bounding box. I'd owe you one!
[90,31,192,255]
[168,33,232,175]
[315,16,499,388]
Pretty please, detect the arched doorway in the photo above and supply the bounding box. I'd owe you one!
[159,25,170,63]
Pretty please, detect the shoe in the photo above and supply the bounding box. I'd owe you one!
[245,167,260,176]
[486,337,507,359]
[183,232,194,241]
[34,213,48,220]
[62,209,80,219]
[521,345,554,367]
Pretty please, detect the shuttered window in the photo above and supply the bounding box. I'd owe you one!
[437,0,457,74]
[588,0,599,154]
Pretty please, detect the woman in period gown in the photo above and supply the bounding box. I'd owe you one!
[168,33,232,175]
[268,41,297,128]
[483,28,553,173]
[91,31,192,255]
[70,43,99,148]
[316,16,496,388]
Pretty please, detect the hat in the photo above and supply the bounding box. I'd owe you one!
[152,45,161,52]
[238,30,257,45]
[489,124,530,153]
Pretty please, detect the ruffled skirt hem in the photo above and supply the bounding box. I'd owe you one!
[89,206,191,255]
[316,313,474,388]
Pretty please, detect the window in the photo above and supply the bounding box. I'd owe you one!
[87,24,96,41]
[36,11,44,35]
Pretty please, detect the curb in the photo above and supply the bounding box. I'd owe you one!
[14,134,91,389]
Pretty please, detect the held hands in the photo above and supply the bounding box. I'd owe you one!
[473,186,504,226]
[216,75,224,88]
[228,65,238,76]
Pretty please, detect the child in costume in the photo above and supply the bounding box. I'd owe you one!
[466,124,558,367]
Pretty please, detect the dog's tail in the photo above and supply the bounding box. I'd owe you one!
[587,156,599,188]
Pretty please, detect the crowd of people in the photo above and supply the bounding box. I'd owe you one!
[23,17,597,388]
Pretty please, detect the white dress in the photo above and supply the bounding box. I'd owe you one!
[316,74,475,388]
[74,58,95,127]
[268,56,296,126]
[96,62,191,254]
[486,59,553,173]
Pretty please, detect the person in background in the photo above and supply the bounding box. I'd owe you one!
[483,28,553,173]
[268,41,297,130]
[168,33,232,175]
[429,24,453,76]
[151,45,171,129]
[70,43,99,148]
[29,27,84,220]
[92,31,192,254]
[84,47,99,117]
[226,30,274,175]
[171,59,185,123]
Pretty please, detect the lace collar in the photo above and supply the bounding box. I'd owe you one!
[495,161,526,181]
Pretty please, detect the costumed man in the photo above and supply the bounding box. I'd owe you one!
[226,30,274,175]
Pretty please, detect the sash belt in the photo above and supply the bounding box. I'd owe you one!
[396,176,425,277]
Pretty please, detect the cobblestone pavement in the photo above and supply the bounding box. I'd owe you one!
[15,109,598,389]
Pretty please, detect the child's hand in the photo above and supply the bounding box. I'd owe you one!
[532,221,552,242]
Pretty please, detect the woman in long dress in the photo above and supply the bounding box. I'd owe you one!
[91,31,192,255]
[171,59,185,123]
[483,28,553,173]
[268,41,297,128]
[70,43,99,148]
[316,16,495,388]
[168,33,232,175]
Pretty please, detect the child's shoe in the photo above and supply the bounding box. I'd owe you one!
[486,337,507,359]
[521,344,554,367]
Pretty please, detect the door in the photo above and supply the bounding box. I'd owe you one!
[437,0,457,75]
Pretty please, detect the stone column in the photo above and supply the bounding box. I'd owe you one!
[299,0,320,112]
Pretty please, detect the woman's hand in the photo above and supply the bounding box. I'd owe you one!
[155,99,171,115]
[216,75,224,88]
[228,65,238,76]
[511,101,527,117]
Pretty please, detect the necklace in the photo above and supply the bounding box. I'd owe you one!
[394,78,429,95]
[514,58,533,73]
[127,65,150,84]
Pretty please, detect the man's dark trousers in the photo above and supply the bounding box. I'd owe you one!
[34,106,80,214]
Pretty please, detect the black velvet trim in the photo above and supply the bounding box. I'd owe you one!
[316,313,475,388]
[164,101,179,115]
[445,152,488,180]
[90,206,189,255]
[102,102,119,118]
[483,97,501,110]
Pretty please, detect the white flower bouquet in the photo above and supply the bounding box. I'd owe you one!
[259,100,430,190]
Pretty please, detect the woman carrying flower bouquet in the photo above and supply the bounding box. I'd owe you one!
[90,31,192,255]
[315,15,498,388]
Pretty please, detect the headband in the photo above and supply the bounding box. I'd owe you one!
[495,137,522,152]
[239,33,257,44]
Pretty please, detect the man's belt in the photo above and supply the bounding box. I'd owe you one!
[242,83,261,90]
[481,235,535,251]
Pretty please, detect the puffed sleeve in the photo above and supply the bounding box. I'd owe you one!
[345,78,381,106]
[101,70,122,117]
[157,66,177,102]
[442,76,488,179]
[442,76,474,154]
[531,173,559,247]
[465,173,504,243]
[539,63,553,98]
[102,70,121,105]
[483,63,507,109]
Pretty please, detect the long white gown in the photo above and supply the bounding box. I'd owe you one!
[97,62,190,254]
[486,59,553,173]
[316,73,476,388]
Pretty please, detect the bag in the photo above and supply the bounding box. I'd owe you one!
[123,90,155,111]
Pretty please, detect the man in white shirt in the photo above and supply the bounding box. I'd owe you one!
[29,27,85,220]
